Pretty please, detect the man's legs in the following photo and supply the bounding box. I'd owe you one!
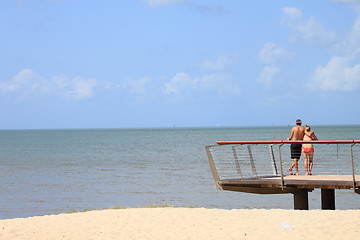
[294,158,299,175]
[289,158,299,175]
[289,143,301,175]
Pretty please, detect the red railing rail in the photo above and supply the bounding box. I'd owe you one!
[216,140,360,145]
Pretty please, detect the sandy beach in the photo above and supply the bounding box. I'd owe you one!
[1,208,359,240]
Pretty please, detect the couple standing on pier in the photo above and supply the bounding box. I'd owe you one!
[288,119,318,175]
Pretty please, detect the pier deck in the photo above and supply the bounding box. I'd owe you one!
[206,140,360,210]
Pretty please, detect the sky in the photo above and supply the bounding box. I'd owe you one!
[1,0,360,129]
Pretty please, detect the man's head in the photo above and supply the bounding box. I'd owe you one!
[296,119,302,125]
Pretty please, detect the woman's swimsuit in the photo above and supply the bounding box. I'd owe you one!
[302,147,314,153]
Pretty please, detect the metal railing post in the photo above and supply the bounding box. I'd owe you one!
[269,144,278,175]
[278,143,285,189]
[205,145,222,189]
[247,145,257,177]
[350,143,356,191]
[336,144,340,174]
[232,145,242,178]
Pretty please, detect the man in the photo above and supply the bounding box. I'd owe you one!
[288,119,305,175]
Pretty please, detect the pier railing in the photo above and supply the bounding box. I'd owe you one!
[206,140,360,191]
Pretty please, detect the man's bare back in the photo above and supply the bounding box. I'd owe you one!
[288,125,305,141]
[288,119,305,175]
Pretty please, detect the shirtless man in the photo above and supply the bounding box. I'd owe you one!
[287,119,305,175]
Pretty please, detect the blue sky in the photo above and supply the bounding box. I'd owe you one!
[1,0,360,129]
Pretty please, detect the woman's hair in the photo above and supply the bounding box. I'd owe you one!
[305,124,311,131]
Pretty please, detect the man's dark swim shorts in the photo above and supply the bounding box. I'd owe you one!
[290,143,302,159]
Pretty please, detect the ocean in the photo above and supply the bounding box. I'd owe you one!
[1,125,360,219]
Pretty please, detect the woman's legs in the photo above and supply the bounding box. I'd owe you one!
[303,153,309,175]
[308,153,314,175]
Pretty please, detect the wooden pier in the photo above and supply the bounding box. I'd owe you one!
[206,140,360,210]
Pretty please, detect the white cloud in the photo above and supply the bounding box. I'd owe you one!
[52,75,98,100]
[341,15,360,53]
[0,69,98,101]
[201,56,234,71]
[282,7,303,20]
[258,43,293,64]
[0,69,51,101]
[162,72,196,95]
[117,77,151,96]
[308,56,360,91]
[162,72,240,96]
[257,43,288,89]
[257,65,281,89]
[307,3,360,92]
[282,7,337,45]
[70,77,97,100]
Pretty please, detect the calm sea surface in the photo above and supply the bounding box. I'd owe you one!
[1,125,360,219]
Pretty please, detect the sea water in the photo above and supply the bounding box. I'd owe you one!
[1,126,360,219]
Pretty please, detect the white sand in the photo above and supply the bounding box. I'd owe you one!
[1,208,360,240]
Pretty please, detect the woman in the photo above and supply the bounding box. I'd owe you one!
[302,125,318,175]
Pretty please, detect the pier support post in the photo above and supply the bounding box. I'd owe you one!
[321,189,335,210]
[293,190,309,210]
